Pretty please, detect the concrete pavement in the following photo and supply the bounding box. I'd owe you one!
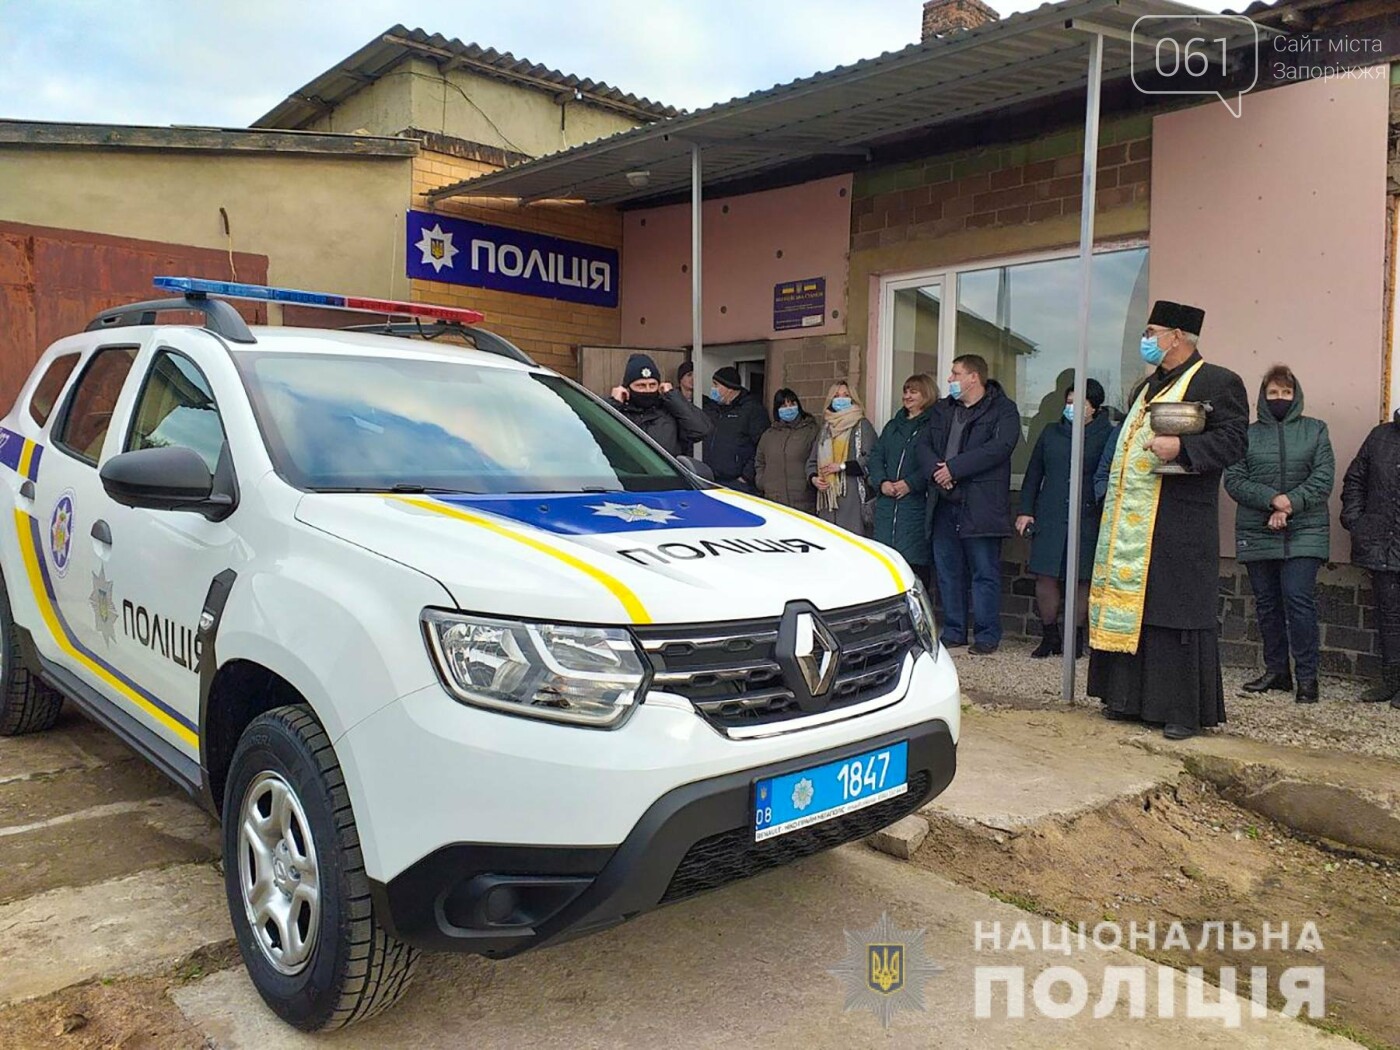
[172,845,1346,1049]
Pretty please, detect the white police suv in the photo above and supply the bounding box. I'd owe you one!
[0,278,960,1030]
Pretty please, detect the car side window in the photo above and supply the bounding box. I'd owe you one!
[28,352,81,427]
[54,347,138,465]
[125,349,227,473]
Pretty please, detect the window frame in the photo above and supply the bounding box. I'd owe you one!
[121,346,230,474]
[51,344,141,467]
[873,237,1149,425]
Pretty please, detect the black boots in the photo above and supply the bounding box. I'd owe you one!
[1075,626,1088,659]
[1296,680,1319,704]
[1031,623,1062,659]
[1242,670,1293,693]
[1360,664,1400,703]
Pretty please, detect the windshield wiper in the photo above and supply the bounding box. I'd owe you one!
[309,484,484,495]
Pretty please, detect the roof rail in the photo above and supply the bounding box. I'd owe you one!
[84,294,256,344]
[340,320,536,366]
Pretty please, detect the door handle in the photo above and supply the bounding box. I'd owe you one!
[91,520,112,545]
[19,480,34,500]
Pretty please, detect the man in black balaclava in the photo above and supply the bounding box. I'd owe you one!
[609,353,711,457]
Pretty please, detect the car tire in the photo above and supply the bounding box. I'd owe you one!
[0,571,64,736]
[222,704,418,1030]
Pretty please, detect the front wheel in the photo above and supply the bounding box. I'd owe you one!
[222,705,418,1030]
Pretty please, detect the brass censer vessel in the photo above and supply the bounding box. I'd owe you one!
[1147,401,1210,475]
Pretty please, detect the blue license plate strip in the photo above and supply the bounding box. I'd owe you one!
[753,741,909,842]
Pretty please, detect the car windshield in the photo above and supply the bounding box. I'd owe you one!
[234,351,690,494]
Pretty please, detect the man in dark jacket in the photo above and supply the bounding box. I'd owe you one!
[916,354,1022,653]
[1089,300,1248,739]
[609,353,712,457]
[1342,410,1400,708]
[702,366,769,491]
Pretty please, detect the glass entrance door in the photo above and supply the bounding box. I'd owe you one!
[881,276,947,421]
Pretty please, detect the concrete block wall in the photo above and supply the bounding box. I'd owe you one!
[982,531,1381,680]
[849,115,1152,254]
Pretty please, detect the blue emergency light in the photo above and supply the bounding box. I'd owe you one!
[152,276,485,325]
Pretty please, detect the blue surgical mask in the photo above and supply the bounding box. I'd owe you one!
[778,405,800,422]
[1140,335,1166,366]
[708,387,722,403]
[831,396,853,412]
[947,381,962,400]
[1062,404,1074,423]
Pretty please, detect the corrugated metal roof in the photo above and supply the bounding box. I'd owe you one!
[253,25,678,131]
[428,0,1265,207]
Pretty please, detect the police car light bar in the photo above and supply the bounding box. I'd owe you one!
[152,276,485,325]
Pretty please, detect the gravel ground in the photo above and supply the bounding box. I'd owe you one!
[951,637,1400,761]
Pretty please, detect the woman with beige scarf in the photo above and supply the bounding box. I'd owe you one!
[806,381,878,536]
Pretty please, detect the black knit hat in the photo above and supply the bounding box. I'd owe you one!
[677,360,694,382]
[712,366,744,391]
[1065,377,1106,410]
[1148,300,1205,335]
[624,353,661,386]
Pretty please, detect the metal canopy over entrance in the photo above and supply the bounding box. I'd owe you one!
[426,0,1270,700]
[426,0,1261,208]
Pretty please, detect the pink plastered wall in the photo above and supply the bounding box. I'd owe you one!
[619,175,852,346]
[1148,71,1391,560]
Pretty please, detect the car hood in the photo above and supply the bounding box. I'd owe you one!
[294,489,910,626]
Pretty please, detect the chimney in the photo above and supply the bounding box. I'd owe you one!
[922,0,999,40]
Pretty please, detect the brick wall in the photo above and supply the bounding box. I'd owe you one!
[409,150,623,377]
[768,333,867,410]
[850,117,1152,253]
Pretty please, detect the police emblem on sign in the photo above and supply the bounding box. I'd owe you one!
[829,912,941,1028]
[431,238,445,260]
[868,944,904,994]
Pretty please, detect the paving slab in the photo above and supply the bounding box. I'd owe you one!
[923,706,1181,832]
[0,863,229,1004]
[174,846,1347,1049]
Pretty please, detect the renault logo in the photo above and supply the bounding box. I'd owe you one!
[776,601,841,712]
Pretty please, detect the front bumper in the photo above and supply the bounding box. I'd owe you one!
[369,719,955,955]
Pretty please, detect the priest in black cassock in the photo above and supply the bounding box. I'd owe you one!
[1087,301,1248,739]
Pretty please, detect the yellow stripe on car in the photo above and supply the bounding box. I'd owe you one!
[12,509,199,750]
[725,490,908,592]
[17,439,35,478]
[392,496,652,624]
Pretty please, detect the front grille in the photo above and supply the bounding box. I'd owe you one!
[659,770,932,905]
[636,595,916,732]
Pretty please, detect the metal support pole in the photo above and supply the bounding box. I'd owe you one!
[1061,32,1103,702]
[690,145,704,407]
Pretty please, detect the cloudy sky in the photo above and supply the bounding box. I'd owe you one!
[2,0,1237,127]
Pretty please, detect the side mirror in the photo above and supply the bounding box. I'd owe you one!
[100,446,233,519]
[677,455,714,483]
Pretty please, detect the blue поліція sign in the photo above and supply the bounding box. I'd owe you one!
[407,210,619,308]
[773,277,826,331]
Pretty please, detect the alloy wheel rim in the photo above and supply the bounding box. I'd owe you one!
[237,770,321,975]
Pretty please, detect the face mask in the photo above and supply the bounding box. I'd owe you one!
[1140,335,1166,366]
[1267,398,1292,422]
[830,396,853,412]
[947,381,963,400]
[778,405,800,423]
[629,391,660,411]
[1062,404,1074,423]
[708,387,723,403]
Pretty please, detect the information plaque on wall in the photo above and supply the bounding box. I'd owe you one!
[773,277,826,331]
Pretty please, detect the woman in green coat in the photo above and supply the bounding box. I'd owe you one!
[1224,366,1335,704]
[867,374,938,587]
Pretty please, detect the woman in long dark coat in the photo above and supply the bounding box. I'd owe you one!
[1015,378,1113,658]
[867,373,938,587]
[1341,409,1400,709]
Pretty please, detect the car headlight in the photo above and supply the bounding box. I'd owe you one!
[906,579,939,658]
[421,610,649,727]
